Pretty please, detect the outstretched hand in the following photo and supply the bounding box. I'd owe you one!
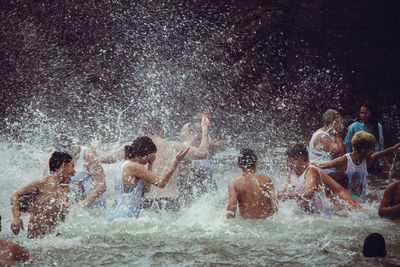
[91,135,103,149]
[176,147,190,161]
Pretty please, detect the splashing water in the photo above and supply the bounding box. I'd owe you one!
[1,1,400,266]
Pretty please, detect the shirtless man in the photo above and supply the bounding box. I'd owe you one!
[319,131,400,198]
[378,181,400,220]
[92,113,210,210]
[0,216,31,263]
[226,149,278,219]
[279,144,363,214]
[308,109,347,187]
[10,152,75,238]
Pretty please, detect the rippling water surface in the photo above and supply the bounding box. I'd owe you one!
[1,141,399,266]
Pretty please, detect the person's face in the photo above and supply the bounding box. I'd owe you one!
[286,157,302,172]
[332,115,344,133]
[62,162,75,183]
[144,152,156,163]
[360,106,372,124]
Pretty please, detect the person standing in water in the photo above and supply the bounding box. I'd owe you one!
[319,131,400,198]
[226,149,278,219]
[108,136,189,221]
[279,144,331,215]
[55,133,106,213]
[308,109,347,187]
[378,181,400,221]
[179,110,225,201]
[92,113,211,211]
[10,152,75,238]
[344,101,392,173]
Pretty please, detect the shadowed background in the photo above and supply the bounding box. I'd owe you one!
[1,0,399,148]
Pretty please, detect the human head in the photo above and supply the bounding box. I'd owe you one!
[49,151,74,173]
[286,144,308,171]
[190,112,203,131]
[351,131,376,154]
[125,136,157,160]
[362,233,387,258]
[323,109,339,126]
[237,149,257,169]
[323,109,344,133]
[360,101,379,125]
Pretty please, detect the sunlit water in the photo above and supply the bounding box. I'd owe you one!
[1,141,399,266]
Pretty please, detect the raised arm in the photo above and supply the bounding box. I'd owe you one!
[378,183,400,220]
[226,182,238,219]
[370,143,400,164]
[10,178,43,235]
[126,148,190,188]
[183,114,210,159]
[319,155,347,171]
[75,150,107,208]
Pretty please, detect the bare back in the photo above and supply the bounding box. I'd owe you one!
[228,173,277,219]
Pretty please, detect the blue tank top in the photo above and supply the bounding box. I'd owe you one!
[108,161,146,221]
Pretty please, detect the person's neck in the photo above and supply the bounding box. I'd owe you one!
[350,152,363,165]
[242,168,256,177]
[295,163,308,176]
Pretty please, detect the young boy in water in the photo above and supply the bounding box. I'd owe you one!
[226,149,278,219]
[319,131,400,198]
[10,152,75,238]
[378,181,400,221]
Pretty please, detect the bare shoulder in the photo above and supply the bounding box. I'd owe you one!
[256,174,272,184]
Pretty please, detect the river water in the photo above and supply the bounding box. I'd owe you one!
[1,141,399,266]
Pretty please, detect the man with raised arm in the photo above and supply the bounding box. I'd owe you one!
[10,152,75,238]
[226,149,278,219]
[92,113,211,210]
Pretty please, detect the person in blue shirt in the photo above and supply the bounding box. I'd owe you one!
[344,101,391,173]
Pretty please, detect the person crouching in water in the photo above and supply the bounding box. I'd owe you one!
[226,149,278,219]
[319,131,400,198]
[279,144,331,215]
[10,152,75,238]
[108,136,189,221]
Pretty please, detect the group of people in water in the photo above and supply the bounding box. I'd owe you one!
[1,102,399,262]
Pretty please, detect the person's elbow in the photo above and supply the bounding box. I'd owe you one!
[378,207,388,218]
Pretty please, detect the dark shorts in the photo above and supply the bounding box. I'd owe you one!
[141,197,181,211]
[329,172,349,189]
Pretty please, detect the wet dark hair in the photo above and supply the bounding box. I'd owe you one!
[286,144,309,162]
[361,101,380,141]
[49,151,73,172]
[125,136,157,159]
[238,149,257,169]
[363,233,387,258]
